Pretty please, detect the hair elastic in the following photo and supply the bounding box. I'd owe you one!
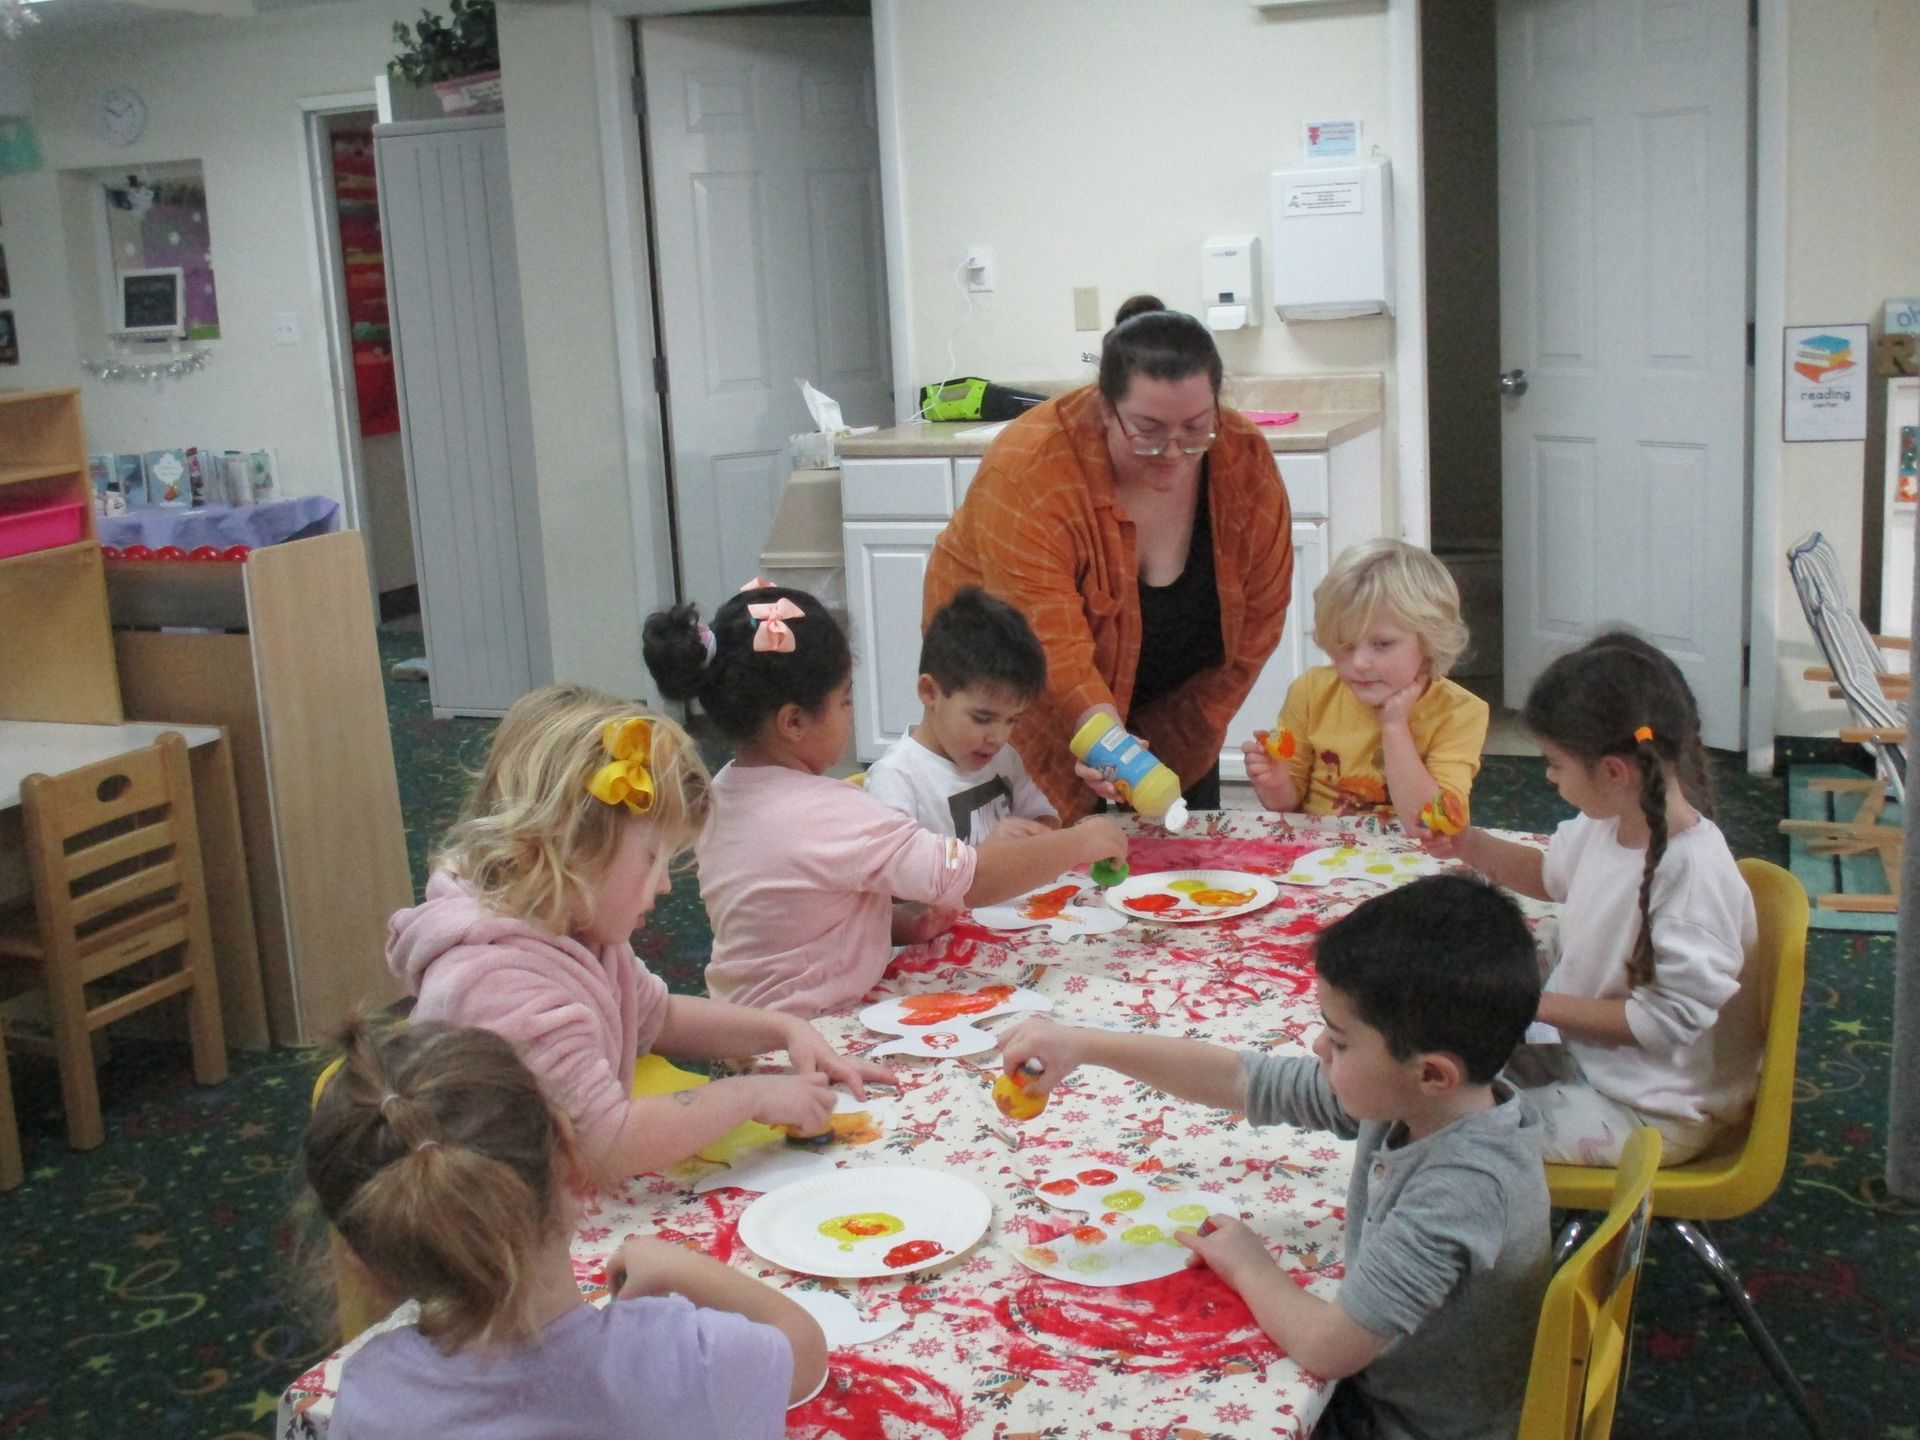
[413,1139,441,1153]
[1633,725,1655,743]
[379,1092,401,1118]
[696,622,717,663]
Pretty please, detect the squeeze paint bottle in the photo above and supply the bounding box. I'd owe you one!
[1069,714,1190,832]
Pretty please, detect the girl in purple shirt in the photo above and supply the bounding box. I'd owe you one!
[304,1020,827,1440]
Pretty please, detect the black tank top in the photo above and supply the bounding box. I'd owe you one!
[1130,464,1225,714]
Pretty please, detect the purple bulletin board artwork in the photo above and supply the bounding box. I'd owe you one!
[105,174,220,341]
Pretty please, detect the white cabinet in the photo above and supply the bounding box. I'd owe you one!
[841,427,1381,768]
[845,520,943,758]
[1882,377,1918,639]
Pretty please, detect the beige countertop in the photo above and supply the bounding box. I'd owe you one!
[837,374,1382,459]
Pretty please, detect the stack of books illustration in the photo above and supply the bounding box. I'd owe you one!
[1794,333,1855,382]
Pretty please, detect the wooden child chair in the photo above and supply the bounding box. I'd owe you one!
[0,731,227,1151]
[1518,1126,1661,1440]
[1780,531,1907,913]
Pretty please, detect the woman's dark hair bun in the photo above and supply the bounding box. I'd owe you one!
[641,603,709,703]
[1113,294,1167,327]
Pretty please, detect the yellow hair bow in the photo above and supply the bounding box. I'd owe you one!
[587,717,656,813]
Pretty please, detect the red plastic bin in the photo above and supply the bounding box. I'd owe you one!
[0,499,86,560]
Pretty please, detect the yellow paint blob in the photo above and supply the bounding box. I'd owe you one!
[1121,1223,1166,1245]
[1167,1203,1209,1223]
[1166,878,1210,894]
[1101,1188,1147,1211]
[818,1212,905,1251]
[1066,1252,1111,1274]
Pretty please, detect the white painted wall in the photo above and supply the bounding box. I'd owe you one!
[0,1,420,503]
[1769,0,1920,737]
[886,0,1398,495]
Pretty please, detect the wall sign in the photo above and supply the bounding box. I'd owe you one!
[1783,323,1869,442]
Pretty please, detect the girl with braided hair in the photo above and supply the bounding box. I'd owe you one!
[302,1019,825,1438]
[1424,632,1761,1165]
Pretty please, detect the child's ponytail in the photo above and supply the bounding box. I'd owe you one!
[643,584,851,743]
[1523,630,1706,989]
[303,1020,564,1353]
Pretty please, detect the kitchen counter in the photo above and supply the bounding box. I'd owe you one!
[837,374,1383,459]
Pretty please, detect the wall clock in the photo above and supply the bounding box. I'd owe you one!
[95,85,147,147]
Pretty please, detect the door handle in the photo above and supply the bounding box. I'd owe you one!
[1498,368,1529,397]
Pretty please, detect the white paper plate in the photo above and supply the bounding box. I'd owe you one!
[1278,844,1446,888]
[1010,1159,1211,1288]
[972,875,1129,940]
[738,1165,993,1279]
[1103,869,1280,924]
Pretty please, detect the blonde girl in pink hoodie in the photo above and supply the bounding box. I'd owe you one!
[388,684,892,1189]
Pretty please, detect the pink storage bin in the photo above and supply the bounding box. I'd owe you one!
[0,498,86,560]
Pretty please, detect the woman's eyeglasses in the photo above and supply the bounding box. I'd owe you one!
[1112,408,1217,457]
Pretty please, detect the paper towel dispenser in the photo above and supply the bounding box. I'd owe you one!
[1268,157,1393,321]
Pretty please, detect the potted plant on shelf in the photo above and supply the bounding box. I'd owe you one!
[390,0,501,116]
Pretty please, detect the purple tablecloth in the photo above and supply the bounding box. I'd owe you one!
[99,496,341,551]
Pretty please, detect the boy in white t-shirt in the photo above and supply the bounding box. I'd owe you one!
[865,586,1060,844]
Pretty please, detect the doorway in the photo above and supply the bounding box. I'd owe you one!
[631,2,892,620]
[305,104,416,624]
[1420,0,1755,753]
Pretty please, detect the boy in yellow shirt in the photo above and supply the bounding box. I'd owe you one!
[1244,539,1488,828]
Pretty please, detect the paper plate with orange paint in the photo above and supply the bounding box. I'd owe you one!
[1012,1157,1213,1287]
[1102,870,1280,924]
[971,873,1129,940]
[738,1165,993,1278]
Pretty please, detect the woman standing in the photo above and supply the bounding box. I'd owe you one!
[923,296,1294,820]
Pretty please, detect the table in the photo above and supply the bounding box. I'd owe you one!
[0,720,269,1050]
[278,814,1547,1439]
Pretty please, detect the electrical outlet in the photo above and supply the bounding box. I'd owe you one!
[271,312,301,346]
[964,244,995,293]
[1073,286,1101,330]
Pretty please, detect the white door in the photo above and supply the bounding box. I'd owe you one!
[845,521,943,762]
[642,15,892,620]
[1497,0,1749,747]
[1222,519,1329,781]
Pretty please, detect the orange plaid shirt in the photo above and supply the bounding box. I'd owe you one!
[924,385,1294,821]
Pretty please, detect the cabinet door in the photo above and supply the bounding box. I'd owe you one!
[1220,520,1328,782]
[845,521,943,760]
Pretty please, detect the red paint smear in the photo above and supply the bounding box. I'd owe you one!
[989,1269,1279,1373]
[788,1352,967,1440]
[883,1238,946,1269]
[897,985,1015,1025]
[1076,1167,1119,1185]
[1038,1178,1079,1196]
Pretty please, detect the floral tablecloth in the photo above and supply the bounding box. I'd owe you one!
[280,813,1550,1440]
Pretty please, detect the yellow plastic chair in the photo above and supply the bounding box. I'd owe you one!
[1518,1126,1661,1440]
[1543,859,1824,1439]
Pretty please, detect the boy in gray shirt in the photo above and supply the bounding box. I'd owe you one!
[1000,875,1550,1440]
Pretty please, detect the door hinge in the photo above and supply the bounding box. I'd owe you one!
[1746,321,1756,366]
[630,72,646,117]
[652,354,668,394]
[1742,643,1751,684]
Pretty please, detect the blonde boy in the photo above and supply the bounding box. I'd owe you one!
[1244,539,1488,828]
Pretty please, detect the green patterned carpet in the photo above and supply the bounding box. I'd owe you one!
[0,651,1913,1438]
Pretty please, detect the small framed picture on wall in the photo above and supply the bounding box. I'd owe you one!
[0,310,17,365]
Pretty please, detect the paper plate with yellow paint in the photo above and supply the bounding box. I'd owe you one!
[738,1165,993,1278]
[1011,1157,1213,1287]
[1103,869,1279,924]
[1279,845,1447,889]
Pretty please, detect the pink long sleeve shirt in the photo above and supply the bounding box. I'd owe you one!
[696,762,978,1017]
[387,872,671,1161]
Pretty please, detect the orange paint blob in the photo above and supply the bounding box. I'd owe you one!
[1038,1178,1080,1196]
[1189,887,1256,908]
[1019,884,1080,921]
[896,985,1016,1026]
[1075,1168,1119,1186]
[1123,893,1181,914]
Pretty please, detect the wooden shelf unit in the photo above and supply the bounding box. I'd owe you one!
[0,389,122,725]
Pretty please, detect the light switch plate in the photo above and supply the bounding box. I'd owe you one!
[1073,286,1101,331]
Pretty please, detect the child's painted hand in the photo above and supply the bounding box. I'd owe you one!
[781,1021,896,1099]
[1414,822,1477,864]
[988,816,1054,841]
[1072,815,1128,865]
[996,1016,1090,1097]
[1241,737,1276,784]
[737,1072,835,1132]
[1175,1213,1283,1291]
[890,899,962,947]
